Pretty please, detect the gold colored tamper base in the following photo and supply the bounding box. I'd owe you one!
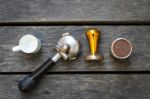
[84,54,103,61]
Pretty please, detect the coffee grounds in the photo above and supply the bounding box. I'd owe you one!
[113,39,131,57]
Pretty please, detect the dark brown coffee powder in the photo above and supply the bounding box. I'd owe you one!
[113,39,131,57]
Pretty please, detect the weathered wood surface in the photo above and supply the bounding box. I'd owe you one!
[0,74,149,99]
[0,0,150,22]
[0,0,150,98]
[0,26,149,72]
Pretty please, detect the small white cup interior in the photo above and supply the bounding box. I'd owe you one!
[19,35,40,53]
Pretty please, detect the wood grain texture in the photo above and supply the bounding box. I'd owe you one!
[0,0,150,22]
[0,74,149,99]
[0,26,150,72]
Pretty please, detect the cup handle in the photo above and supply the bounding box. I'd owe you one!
[12,46,21,52]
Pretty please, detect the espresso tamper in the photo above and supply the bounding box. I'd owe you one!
[84,29,103,61]
[18,33,80,91]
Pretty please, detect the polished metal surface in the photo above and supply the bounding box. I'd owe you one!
[56,33,80,60]
[84,54,103,61]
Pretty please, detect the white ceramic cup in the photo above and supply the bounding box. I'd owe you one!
[12,34,41,53]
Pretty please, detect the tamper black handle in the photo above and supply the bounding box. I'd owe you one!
[18,57,55,92]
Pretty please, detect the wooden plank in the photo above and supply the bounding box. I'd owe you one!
[0,26,150,72]
[0,74,150,99]
[0,0,150,22]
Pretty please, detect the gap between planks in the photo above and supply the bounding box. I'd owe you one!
[0,71,150,75]
[0,21,150,26]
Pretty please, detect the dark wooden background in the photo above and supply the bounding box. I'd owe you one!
[0,0,150,99]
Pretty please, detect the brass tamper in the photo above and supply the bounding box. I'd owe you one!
[84,29,103,61]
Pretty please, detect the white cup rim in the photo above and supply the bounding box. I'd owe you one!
[111,38,132,59]
[19,34,41,53]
